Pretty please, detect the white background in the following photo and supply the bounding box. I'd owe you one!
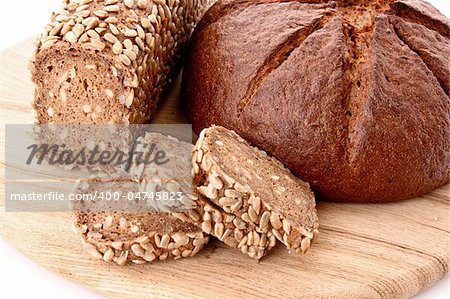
[0,0,449,298]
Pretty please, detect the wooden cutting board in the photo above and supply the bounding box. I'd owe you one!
[0,38,449,299]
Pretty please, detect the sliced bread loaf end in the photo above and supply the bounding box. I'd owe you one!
[192,126,319,254]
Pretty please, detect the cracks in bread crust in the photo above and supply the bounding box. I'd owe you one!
[195,0,333,36]
[341,1,449,166]
[387,0,450,38]
[236,12,337,119]
[340,10,377,166]
[389,19,449,96]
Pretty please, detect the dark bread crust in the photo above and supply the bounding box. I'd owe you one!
[183,0,450,203]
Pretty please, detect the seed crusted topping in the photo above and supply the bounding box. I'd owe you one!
[78,214,210,266]
[174,193,275,260]
[191,126,319,258]
[31,0,216,123]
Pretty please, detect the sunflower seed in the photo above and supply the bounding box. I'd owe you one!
[103,248,115,262]
[154,233,161,247]
[104,5,120,12]
[259,211,271,229]
[222,228,232,240]
[224,189,242,199]
[218,197,235,207]
[234,228,244,241]
[137,0,148,9]
[131,225,139,233]
[176,249,190,258]
[202,221,212,234]
[115,251,128,266]
[104,32,118,44]
[172,233,189,246]
[64,31,78,43]
[191,245,202,256]
[282,219,291,235]
[269,235,277,247]
[172,248,181,257]
[141,17,151,29]
[224,236,238,248]
[238,236,248,249]
[109,23,120,35]
[159,252,169,261]
[248,206,258,223]
[234,182,249,193]
[143,251,156,262]
[259,233,267,247]
[211,210,223,223]
[159,234,170,248]
[49,23,63,36]
[40,39,57,50]
[253,232,260,246]
[76,4,90,12]
[202,210,211,222]
[214,223,224,238]
[185,209,199,221]
[59,88,67,102]
[270,212,283,230]
[193,236,208,247]
[209,174,223,190]
[123,49,137,61]
[252,196,261,215]
[125,28,138,37]
[123,38,133,50]
[301,238,311,253]
[247,231,254,246]
[230,199,243,212]
[206,183,218,199]
[135,236,149,244]
[72,24,85,37]
[241,213,252,223]
[87,29,100,39]
[148,14,157,23]
[233,218,246,230]
[119,54,132,66]
[131,244,145,256]
[272,228,282,241]
[124,0,134,8]
[140,242,155,252]
[105,16,119,23]
[94,10,108,18]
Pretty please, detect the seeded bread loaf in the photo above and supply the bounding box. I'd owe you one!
[134,132,279,259]
[74,131,210,265]
[192,126,319,255]
[30,0,215,124]
[183,0,450,203]
[73,179,209,265]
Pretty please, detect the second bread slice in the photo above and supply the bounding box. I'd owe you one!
[192,126,319,257]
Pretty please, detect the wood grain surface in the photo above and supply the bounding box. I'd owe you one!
[0,38,449,299]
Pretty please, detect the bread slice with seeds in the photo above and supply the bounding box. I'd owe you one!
[73,178,209,266]
[30,0,215,124]
[192,126,319,255]
[134,132,278,259]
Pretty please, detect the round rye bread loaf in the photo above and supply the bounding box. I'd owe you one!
[182,0,450,203]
